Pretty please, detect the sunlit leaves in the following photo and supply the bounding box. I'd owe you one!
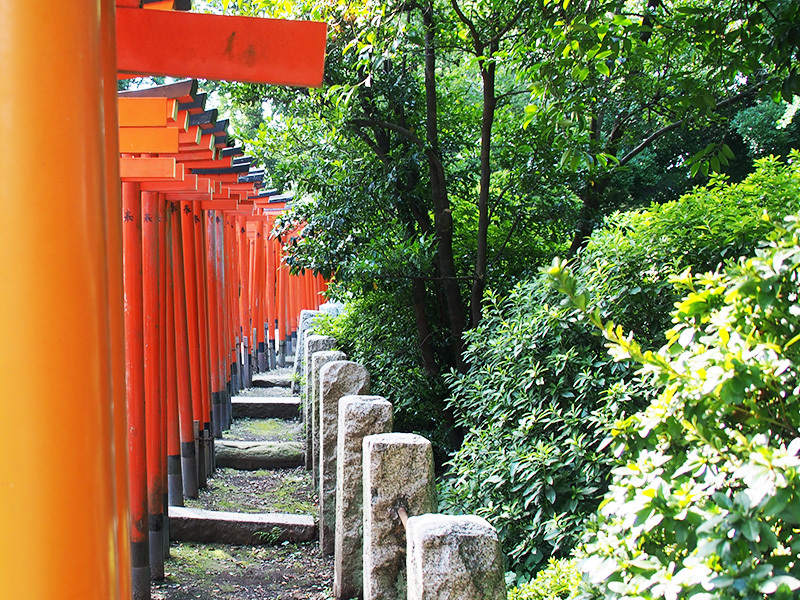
[550,174,800,599]
[512,0,799,189]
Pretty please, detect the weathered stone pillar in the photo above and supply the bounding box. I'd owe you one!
[303,335,336,469]
[319,361,371,556]
[334,396,393,600]
[406,514,506,600]
[362,433,436,600]
[292,309,321,393]
[311,350,346,484]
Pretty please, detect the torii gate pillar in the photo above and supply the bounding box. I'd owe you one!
[0,2,326,600]
[0,2,121,599]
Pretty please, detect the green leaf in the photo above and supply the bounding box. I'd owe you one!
[741,519,760,542]
[722,144,735,160]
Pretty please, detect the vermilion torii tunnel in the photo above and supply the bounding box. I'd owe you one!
[0,3,327,599]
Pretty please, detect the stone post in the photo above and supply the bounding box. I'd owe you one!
[362,433,436,600]
[334,396,393,600]
[303,335,336,469]
[311,350,346,484]
[292,309,321,393]
[319,361,371,556]
[406,514,506,600]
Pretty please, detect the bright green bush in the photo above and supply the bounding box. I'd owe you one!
[441,153,800,581]
[578,153,800,343]
[508,558,581,600]
[552,212,800,599]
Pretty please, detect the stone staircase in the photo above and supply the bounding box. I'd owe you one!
[169,367,317,548]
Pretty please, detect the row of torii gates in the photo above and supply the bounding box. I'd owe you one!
[0,3,328,599]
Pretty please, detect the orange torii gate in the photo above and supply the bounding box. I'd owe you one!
[117,79,329,596]
[0,4,326,600]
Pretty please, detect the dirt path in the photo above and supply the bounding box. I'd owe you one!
[152,540,333,600]
[153,373,334,600]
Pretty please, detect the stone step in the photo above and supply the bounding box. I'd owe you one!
[252,372,293,388]
[169,506,316,545]
[215,440,304,470]
[231,396,300,420]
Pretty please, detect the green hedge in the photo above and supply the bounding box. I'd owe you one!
[441,153,800,581]
[552,210,800,599]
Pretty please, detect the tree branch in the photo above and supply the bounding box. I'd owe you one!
[490,4,529,46]
[351,127,388,163]
[490,210,526,268]
[617,80,768,167]
[450,0,481,51]
[349,117,448,177]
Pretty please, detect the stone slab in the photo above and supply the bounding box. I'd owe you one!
[169,506,316,544]
[310,350,346,486]
[334,396,393,600]
[304,336,338,468]
[293,309,322,393]
[363,433,436,600]
[252,372,293,388]
[215,440,304,470]
[231,396,301,420]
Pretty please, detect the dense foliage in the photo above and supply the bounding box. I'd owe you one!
[551,209,800,599]
[508,558,582,600]
[441,154,800,581]
[204,0,800,383]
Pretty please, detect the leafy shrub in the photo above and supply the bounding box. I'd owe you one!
[440,280,647,580]
[441,153,800,580]
[578,153,800,344]
[552,212,800,599]
[508,558,581,600]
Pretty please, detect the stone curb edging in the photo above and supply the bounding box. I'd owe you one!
[169,506,316,544]
[231,397,301,420]
[252,373,293,388]
[215,440,304,470]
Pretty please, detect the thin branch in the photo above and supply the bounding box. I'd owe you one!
[450,0,481,51]
[351,127,388,163]
[495,88,531,103]
[490,4,529,46]
[378,273,477,282]
[617,80,768,167]
[350,118,425,149]
[487,182,514,221]
[490,210,526,267]
[349,117,448,177]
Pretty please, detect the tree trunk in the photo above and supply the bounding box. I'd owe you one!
[567,177,609,256]
[423,0,467,372]
[410,277,439,376]
[468,46,497,328]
